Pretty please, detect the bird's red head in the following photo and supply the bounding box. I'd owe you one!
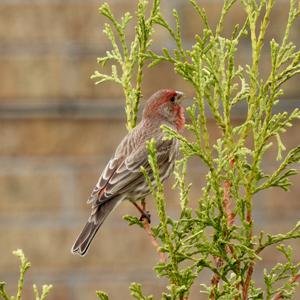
[143,89,185,131]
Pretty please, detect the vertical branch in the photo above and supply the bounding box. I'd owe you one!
[142,219,167,263]
[223,159,235,227]
[242,264,254,300]
[209,257,223,300]
[210,159,236,299]
[130,199,167,263]
[13,249,31,300]
[239,3,275,298]
[97,0,300,299]
[0,283,10,300]
[92,0,161,131]
[216,0,238,36]
[143,139,181,286]
[0,250,52,300]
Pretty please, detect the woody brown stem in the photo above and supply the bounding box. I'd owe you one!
[209,159,237,300]
[142,219,167,263]
[223,180,235,227]
[242,207,254,299]
[210,258,222,300]
[224,160,240,299]
[242,263,254,300]
[131,200,166,263]
[224,177,239,300]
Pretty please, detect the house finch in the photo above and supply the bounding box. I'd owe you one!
[71,89,185,256]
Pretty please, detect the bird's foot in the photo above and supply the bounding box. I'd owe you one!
[139,210,151,224]
[130,200,151,224]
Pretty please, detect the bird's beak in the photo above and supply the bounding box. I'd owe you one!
[175,91,184,103]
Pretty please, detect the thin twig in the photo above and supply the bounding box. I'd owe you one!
[132,200,167,263]
[142,219,166,263]
[243,263,254,300]
[271,273,300,300]
[242,209,254,300]
[225,159,240,300]
[210,159,236,300]
[242,147,255,294]
[210,257,222,300]
[224,159,235,228]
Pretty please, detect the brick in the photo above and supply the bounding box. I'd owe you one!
[251,120,300,167]
[34,284,73,300]
[177,1,300,97]
[0,55,190,100]
[0,2,299,101]
[0,119,127,156]
[179,1,300,46]
[0,55,124,100]
[142,61,193,97]
[0,225,158,272]
[0,173,62,214]
[72,280,167,300]
[263,2,300,45]
[258,175,300,219]
[259,238,300,265]
[1,277,73,300]
[70,59,192,101]
[0,56,65,100]
[0,2,179,101]
[0,1,174,47]
[0,2,129,46]
[0,0,173,99]
[0,1,299,300]
[178,1,246,42]
[76,57,125,100]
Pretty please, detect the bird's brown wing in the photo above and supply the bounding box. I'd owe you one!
[106,138,175,196]
[87,155,124,204]
[88,136,177,206]
[87,123,143,205]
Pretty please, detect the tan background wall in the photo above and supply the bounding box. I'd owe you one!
[0,1,299,299]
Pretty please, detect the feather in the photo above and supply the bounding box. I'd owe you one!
[71,89,183,256]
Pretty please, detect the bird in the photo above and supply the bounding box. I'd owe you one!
[71,89,185,256]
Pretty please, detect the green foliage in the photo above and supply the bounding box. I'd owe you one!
[93,0,300,299]
[96,283,154,300]
[91,0,160,131]
[264,245,300,300]
[96,291,109,300]
[130,283,153,300]
[0,250,52,300]
[123,215,144,228]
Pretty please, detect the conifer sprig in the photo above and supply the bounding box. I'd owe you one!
[92,0,300,299]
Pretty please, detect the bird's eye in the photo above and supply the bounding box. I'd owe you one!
[170,96,175,103]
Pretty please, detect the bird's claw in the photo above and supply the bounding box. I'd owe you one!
[139,211,151,224]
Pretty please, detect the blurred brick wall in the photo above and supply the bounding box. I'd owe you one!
[0,1,299,299]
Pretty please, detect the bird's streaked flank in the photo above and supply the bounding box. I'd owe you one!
[71,89,185,256]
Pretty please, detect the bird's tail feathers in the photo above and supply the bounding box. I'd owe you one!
[71,198,120,256]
